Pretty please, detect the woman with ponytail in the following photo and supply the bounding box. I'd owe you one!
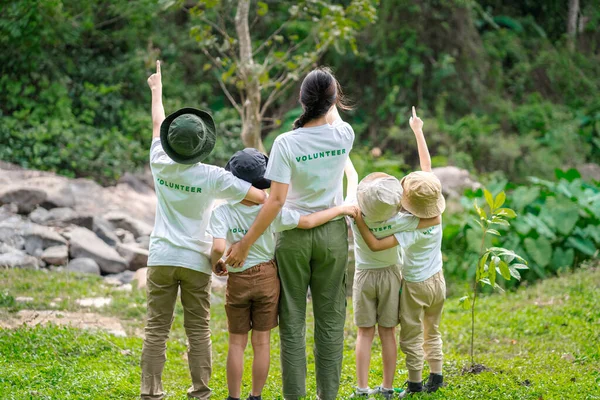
[226,67,355,400]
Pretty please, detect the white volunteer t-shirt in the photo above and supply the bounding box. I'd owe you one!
[351,209,419,270]
[265,121,355,215]
[208,203,301,272]
[394,222,443,282]
[148,138,251,275]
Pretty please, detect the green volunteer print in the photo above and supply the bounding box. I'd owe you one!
[156,177,202,194]
[229,228,249,234]
[294,148,347,163]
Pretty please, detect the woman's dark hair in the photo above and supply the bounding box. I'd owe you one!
[293,67,351,130]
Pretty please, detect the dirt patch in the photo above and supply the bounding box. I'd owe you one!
[0,309,127,337]
[462,363,492,374]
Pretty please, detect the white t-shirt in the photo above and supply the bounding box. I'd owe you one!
[394,222,443,282]
[208,203,301,272]
[351,212,419,270]
[148,139,251,275]
[265,121,355,215]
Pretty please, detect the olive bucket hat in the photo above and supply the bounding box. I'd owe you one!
[160,107,216,164]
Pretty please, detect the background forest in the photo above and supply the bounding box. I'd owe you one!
[1,0,599,287]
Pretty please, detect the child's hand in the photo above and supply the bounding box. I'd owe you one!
[409,106,423,133]
[341,205,360,219]
[147,60,162,92]
[212,259,228,276]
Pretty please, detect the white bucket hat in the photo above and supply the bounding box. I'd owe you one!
[357,173,403,222]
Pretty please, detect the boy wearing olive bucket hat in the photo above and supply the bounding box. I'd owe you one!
[207,148,358,400]
[354,107,446,397]
[141,61,266,400]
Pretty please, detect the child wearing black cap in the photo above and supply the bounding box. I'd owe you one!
[208,148,358,400]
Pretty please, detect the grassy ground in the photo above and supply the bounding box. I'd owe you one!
[0,266,599,400]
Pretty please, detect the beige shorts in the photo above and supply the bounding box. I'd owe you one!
[352,265,402,328]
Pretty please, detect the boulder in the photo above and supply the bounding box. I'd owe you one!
[104,211,153,238]
[133,267,148,289]
[117,243,149,271]
[115,228,136,244]
[66,257,101,275]
[92,216,119,247]
[22,224,68,255]
[0,186,47,214]
[41,245,68,266]
[0,251,40,269]
[136,235,150,250]
[105,270,135,285]
[65,227,128,274]
[0,203,19,222]
[432,166,481,198]
[30,207,94,230]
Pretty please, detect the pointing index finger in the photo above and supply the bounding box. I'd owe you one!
[412,106,417,118]
[156,60,161,74]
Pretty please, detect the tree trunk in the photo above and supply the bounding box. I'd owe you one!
[235,0,264,152]
[567,0,579,51]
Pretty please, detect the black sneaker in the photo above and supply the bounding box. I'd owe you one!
[424,373,444,393]
[397,381,423,398]
[227,397,240,400]
[246,396,262,400]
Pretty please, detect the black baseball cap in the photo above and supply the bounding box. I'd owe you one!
[225,148,272,189]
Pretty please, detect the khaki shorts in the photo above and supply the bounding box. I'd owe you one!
[352,265,402,328]
[225,260,280,334]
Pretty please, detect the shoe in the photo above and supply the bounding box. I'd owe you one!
[368,386,397,399]
[424,373,444,393]
[246,396,262,400]
[349,388,370,398]
[397,381,423,398]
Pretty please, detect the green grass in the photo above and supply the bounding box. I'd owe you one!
[1,266,599,399]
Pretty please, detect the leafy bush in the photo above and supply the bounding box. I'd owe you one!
[444,169,600,287]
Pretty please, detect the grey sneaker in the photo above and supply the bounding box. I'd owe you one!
[368,386,397,399]
[349,388,370,398]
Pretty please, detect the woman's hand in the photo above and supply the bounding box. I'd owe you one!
[212,259,228,276]
[340,205,360,219]
[409,106,423,133]
[225,241,250,268]
[147,60,162,92]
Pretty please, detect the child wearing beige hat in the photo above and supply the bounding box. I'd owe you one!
[354,107,446,397]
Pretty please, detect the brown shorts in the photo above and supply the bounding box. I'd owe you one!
[225,260,280,334]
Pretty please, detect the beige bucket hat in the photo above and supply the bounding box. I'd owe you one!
[400,171,446,218]
[357,173,403,222]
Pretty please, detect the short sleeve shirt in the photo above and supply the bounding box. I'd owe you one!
[265,121,355,215]
[208,204,301,272]
[148,138,251,274]
[394,222,443,282]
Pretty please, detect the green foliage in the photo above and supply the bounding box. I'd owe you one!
[460,188,528,366]
[445,170,600,287]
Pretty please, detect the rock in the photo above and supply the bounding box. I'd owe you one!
[92,216,119,247]
[104,211,153,238]
[0,217,26,249]
[578,163,600,182]
[22,224,68,255]
[105,270,135,285]
[115,283,132,292]
[0,186,47,214]
[118,172,154,194]
[136,235,150,250]
[0,252,40,269]
[75,297,112,308]
[432,166,481,198]
[15,296,34,303]
[65,227,128,274]
[30,207,94,230]
[41,245,68,266]
[117,243,149,271]
[0,203,19,222]
[115,228,136,244]
[133,267,148,290]
[66,258,101,275]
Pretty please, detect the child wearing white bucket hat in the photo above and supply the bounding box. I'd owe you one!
[347,108,441,399]
[354,107,446,397]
